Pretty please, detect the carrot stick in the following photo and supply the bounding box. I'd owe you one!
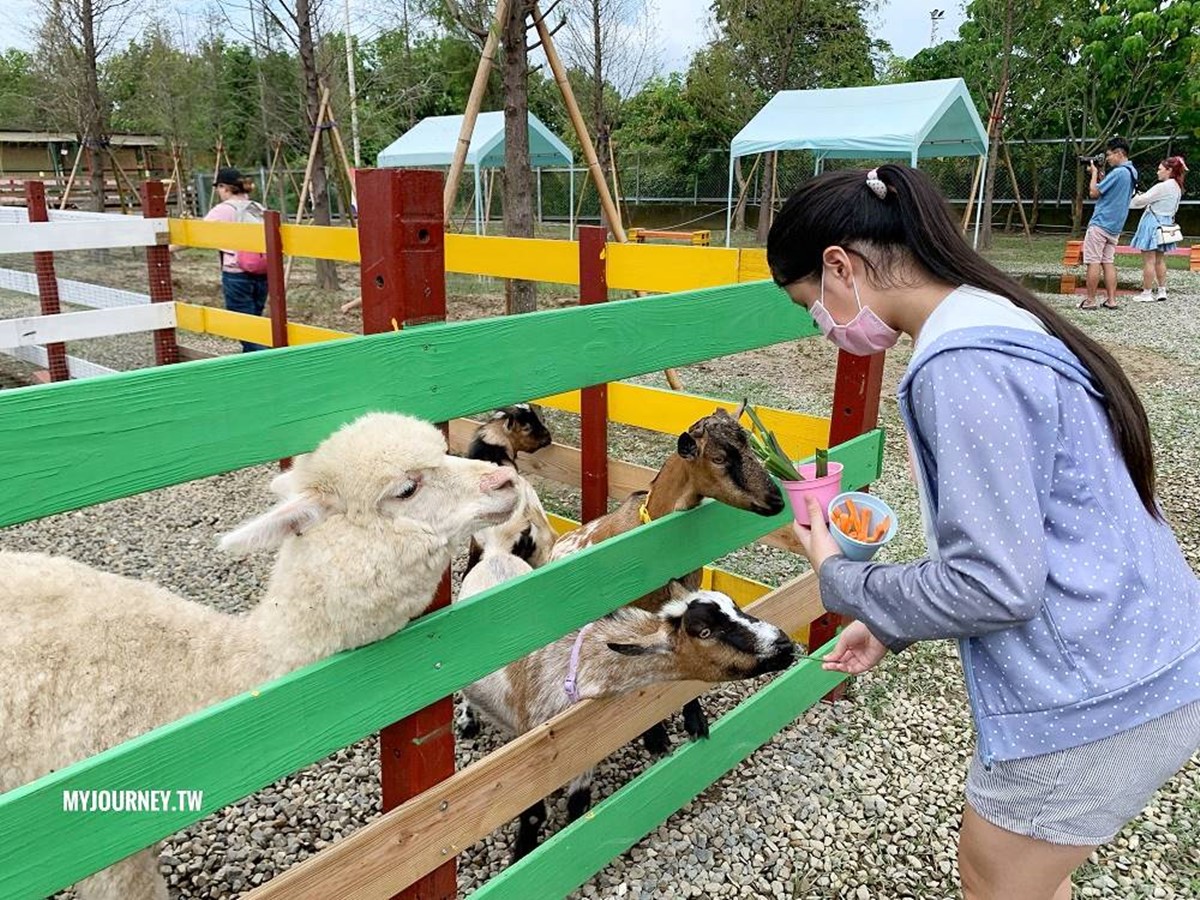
[859,508,870,538]
[845,499,859,521]
[870,522,887,542]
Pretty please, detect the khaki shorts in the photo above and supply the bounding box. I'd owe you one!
[1082,225,1119,264]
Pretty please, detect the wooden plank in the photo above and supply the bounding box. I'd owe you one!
[167,221,774,292]
[0,280,812,527]
[172,302,349,345]
[0,490,810,899]
[279,222,358,262]
[1,345,117,379]
[606,242,742,292]
[578,226,609,522]
[0,304,175,348]
[472,637,846,900]
[445,234,578,284]
[737,248,771,283]
[242,575,824,900]
[0,218,167,254]
[533,383,828,456]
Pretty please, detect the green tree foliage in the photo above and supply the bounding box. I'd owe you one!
[0,50,38,129]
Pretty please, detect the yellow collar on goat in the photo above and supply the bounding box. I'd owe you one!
[638,490,654,525]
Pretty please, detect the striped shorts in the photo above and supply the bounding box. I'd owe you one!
[966,700,1200,846]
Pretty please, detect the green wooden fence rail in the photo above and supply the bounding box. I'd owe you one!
[0,280,818,528]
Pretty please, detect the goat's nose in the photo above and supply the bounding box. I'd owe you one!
[480,467,516,492]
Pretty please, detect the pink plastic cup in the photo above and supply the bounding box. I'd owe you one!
[782,461,844,526]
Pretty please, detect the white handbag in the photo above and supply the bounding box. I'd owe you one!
[1152,211,1183,245]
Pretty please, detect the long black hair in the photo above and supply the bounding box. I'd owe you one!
[767,164,1159,517]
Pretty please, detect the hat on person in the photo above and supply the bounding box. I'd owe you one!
[215,167,244,188]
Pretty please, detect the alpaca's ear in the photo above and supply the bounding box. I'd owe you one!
[218,493,329,554]
[268,457,308,497]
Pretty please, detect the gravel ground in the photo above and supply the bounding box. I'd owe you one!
[2,242,1199,899]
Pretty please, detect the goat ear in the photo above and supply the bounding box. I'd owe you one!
[218,493,329,555]
[606,640,672,657]
[489,409,508,421]
[667,579,692,602]
[677,431,698,459]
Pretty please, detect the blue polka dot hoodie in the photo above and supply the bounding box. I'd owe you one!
[819,286,1200,764]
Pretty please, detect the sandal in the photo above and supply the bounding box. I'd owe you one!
[1102,300,1121,310]
[1078,300,1100,310]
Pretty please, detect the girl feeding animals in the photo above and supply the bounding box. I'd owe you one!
[767,163,1200,900]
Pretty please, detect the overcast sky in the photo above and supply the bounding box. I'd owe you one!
[0,0,965,65]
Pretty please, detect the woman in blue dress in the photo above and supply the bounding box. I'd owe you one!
[1129,156,1187,302]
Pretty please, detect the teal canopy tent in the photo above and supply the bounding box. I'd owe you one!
[377,111,574,235]
[726,79,989,246]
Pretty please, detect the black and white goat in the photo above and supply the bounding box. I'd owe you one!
[457,572,794,859]
[464,404,554,575]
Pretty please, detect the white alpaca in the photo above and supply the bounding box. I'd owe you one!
[0,412,517,900]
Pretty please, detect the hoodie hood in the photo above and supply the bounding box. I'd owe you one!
[900,325,1103,402]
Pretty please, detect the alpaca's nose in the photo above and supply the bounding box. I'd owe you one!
[480,467,516,492]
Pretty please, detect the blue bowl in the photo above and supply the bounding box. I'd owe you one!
[827,491,898,562]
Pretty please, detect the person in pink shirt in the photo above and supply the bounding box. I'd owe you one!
[205,168,269,351]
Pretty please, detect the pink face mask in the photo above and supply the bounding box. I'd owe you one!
[809,268,900,356]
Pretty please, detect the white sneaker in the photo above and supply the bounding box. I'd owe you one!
[1155,288,1168,301]
[1133,290,1157,303]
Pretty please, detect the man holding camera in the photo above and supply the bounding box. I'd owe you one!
[1081,137,1137,310]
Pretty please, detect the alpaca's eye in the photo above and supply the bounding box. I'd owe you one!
[395,480,419,500]
[710,453,726,466]
[698,628,712,640]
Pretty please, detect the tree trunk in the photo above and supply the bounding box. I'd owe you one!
[1072,164,1085,236]
[979,0,1014,251]
[297,0,339,291]
[81,0,107,212]
[590,0,610,233]
[733,158,750,232]
[754,152,775,243]
[502,0,536,313]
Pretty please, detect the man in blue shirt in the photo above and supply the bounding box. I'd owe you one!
[1081,137,1136,310]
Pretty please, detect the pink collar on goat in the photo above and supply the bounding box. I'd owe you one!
[563,623,593,703]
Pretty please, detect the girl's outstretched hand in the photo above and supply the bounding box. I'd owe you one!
[791,495,842,572]
[822,620,889,675]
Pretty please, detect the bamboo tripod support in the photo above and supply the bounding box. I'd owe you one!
[58,142,85,210]
[209,139,232,207]
[288,85,359,286]
[531,2,682,391]
[443,0,510,225]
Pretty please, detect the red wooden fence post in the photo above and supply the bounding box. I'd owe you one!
[264,209,288,351]
[25,181,69,382]
[356,167,456,900]
[264,208,292,470]
[139,180,180,367]
[810,349,886,698]
[578,225,610,522]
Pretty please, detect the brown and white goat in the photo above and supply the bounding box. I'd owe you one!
[549,404,785,749]
[458,576,794,860]
[465,404,555,575]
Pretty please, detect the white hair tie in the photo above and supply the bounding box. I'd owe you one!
[866,169,888,199]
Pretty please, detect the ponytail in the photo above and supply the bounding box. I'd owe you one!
[767,164,1160,518]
